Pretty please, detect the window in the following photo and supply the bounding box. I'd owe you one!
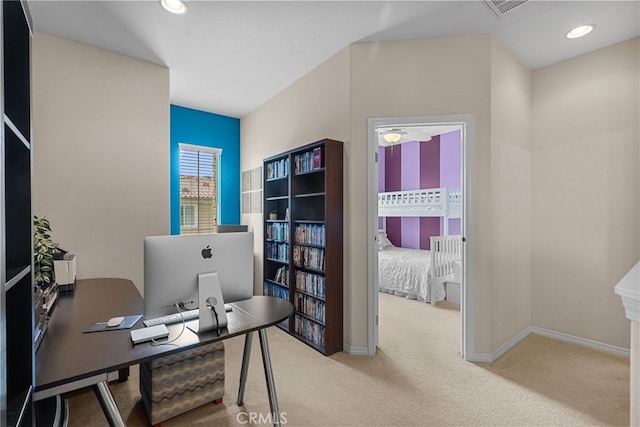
[180,204,197,228]
[179,143,222,234]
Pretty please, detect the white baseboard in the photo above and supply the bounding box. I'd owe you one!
[470,326,631,362]
[529,326,630,357]
[471,327,531,362]
[343,343,371,356]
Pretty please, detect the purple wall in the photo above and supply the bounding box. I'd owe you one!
[401,142,421,248]
[378,130,461,249]
[420,136,440,189]
[440,131,461,235]
[419,137,441,249]
[385,145,402,192]
[378,146,386,229]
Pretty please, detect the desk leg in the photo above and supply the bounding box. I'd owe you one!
[92,381,125,427]
[258,328,281,427]
[236,331,254,406]
[117,367,129,382]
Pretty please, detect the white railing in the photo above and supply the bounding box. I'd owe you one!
[378,187,462,234]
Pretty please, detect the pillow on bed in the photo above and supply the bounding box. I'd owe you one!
[378,230,394,250]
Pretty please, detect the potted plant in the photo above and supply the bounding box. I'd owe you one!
[34,215,56,288]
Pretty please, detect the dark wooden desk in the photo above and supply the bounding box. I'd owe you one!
[35,278,293,426]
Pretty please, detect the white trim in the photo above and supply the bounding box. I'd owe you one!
[367,114,475,360]
[367,120,379,355]
[614,261,639,322]
[178,142,222,156]
[476,327,531,362]
[472,327,631,362]
[343,344,370,356]
[530,326,630,357]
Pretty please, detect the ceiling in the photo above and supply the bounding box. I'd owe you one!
[27,0,640,119]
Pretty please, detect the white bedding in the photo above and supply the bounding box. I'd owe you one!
[378,246,446,304]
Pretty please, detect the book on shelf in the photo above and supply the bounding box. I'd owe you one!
[294,150,323,174]
[295,271,326,299]
[266,158,289,180]
[294,245,325,270]
[267,222,289,242]
[267,241,289,263]
[295,293,325,323]
[292,245,300,266]
[295,223,325,246]
[274,266,289,286]
[264,282,290,300]
[295,315,325,348]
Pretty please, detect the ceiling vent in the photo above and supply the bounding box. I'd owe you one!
[484,0,529,16]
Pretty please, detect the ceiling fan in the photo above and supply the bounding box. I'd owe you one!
[377,127,433,146]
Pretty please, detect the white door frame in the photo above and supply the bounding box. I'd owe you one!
[367,114,475,360]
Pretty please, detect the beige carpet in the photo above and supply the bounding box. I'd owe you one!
[63,293,630,426]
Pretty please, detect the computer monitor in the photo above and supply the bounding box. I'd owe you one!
[217,224,248,233]
[143,232,254,321]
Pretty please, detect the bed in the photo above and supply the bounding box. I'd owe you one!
[378,232,461,304]
[378,187,461,234]
[377,187,462,304]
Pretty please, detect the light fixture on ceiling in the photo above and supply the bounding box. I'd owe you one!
[566,24,595,39]
[381,129,404,144]
[160,0,187,15]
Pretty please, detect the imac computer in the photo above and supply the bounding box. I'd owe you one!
[143,232,254,332]
[217,224,248,233]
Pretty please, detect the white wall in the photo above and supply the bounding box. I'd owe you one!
[242,35,498,352]
[32,29,636,356]
[32,32,171,294]
[349,36,494,353]
[490,38,532,349]
[242,34,638,356]
[531,38,639,348]
[240,47,351,298]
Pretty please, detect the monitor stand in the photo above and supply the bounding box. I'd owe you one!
[186,272,228,334]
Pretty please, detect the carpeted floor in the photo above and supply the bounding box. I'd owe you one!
[63,292,630,426]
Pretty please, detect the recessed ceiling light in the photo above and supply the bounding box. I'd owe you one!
[160,0,187,15]
[566,24,595,39]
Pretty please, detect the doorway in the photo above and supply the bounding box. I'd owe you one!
[366,115,474,360]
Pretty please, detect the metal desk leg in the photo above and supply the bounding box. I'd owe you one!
[258,328,281,427]
[236,331,254,406]
[92,381,125,427]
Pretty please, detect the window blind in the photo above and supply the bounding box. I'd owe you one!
[179,144,222,234]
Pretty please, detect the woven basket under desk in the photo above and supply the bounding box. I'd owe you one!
[139,341,225,425]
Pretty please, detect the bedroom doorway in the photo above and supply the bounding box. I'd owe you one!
[367,115,474,360]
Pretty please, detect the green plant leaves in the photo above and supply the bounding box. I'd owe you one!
[34,215,55,285]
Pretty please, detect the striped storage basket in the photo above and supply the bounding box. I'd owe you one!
[139,341,225,425]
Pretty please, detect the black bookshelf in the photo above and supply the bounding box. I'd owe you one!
[263,139,343,355]
[1,1,34,425]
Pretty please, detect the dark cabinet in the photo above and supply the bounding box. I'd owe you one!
[263,139,343,355]
[1,1,34,425]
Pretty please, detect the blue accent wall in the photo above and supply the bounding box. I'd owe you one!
[170,105,241,234]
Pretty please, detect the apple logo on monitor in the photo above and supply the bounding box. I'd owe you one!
[201,245,213,259]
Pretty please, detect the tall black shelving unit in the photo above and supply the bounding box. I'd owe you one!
[263,139,343,356]
[1,1,34,425]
